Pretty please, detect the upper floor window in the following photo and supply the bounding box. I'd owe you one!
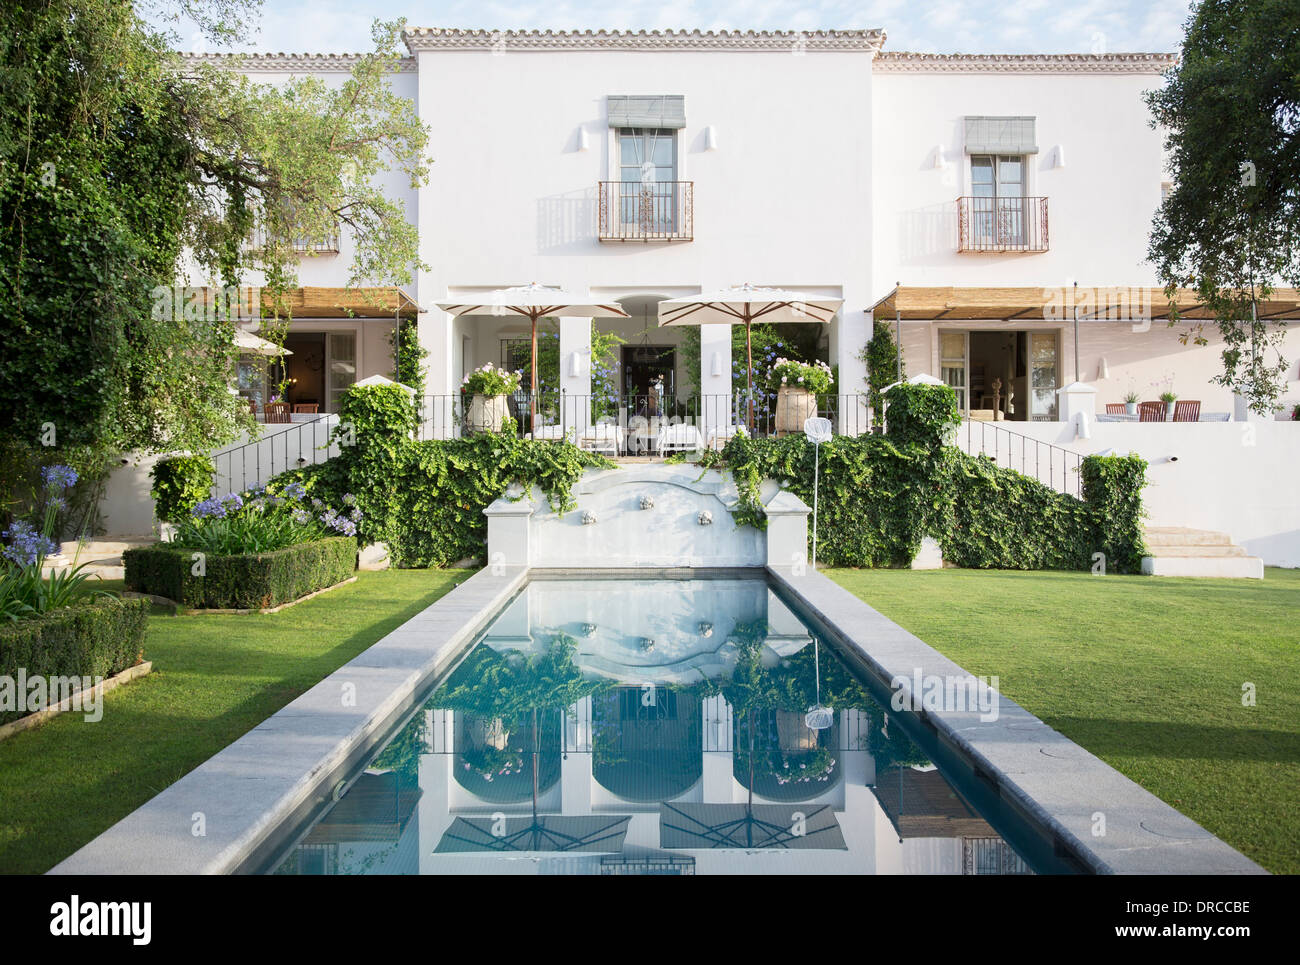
[971,154,1024,200]
[619,128,677,184]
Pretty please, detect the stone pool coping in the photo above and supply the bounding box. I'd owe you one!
[768,566,1266,875]
[51,564,1266,875]
[50,565,528,875]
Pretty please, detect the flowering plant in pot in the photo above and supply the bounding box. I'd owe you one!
[1123,387,1140,416]
[461,363,521,433]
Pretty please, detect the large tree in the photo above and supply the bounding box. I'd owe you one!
[0,1,428,470]
[1146,0,1300,415]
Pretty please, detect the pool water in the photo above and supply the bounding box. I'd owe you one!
[266,575,1045,875]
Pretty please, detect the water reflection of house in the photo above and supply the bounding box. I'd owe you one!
[277,770,422,875]
[870,766,1030,875]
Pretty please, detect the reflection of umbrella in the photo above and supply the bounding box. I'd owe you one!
[657,284,842,428]
[234,328,292,356]
[435,284,630,428]
[660,802,845,850]
[435,814,632,853]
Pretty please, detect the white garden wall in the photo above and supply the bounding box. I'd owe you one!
[961,419,1300,567]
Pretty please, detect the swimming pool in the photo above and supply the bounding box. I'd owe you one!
[260,573,1065,875]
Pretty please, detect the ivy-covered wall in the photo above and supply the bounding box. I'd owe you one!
[278,381,1147,573]
[272,384,611,567]
[704,383,1148,573]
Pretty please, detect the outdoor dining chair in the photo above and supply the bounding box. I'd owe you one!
[292,403,319,414]
[1173,400,1201,422]
[263,401,291,424]
[1137,401,1166,422]
[1104,404,1128,415]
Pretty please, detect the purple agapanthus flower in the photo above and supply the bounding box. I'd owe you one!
[2,520,58,566]
[41,464,78,491]
[283,481,307,500]
[320,509,358,537]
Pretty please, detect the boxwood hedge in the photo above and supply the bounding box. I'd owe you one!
[0,598,149,725]
[124,536,357,610]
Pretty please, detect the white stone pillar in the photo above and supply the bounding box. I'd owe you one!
[559,317,592,439]
[836,297,871,436]
[418,309,456,438]
[1233,393,1272,423]
[1057,381,1097,438]
[483,496,535,567]
[698,323,733,442]
[763,490,811,569]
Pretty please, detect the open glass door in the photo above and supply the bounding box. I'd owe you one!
[326,332,357,413]
[940,331,968,414]
[1029,332,1058,421]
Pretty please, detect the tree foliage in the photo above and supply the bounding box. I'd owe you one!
[0,1,429,472]
[1146,0,1300,414]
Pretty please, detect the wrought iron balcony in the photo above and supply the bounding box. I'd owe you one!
[598,181,694,242]
[957,196,1049,252]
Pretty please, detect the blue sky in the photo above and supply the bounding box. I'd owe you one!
[186,0,1194,56]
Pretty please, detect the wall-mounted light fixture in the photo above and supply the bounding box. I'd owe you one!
[569,352,584,377]
[933,145,946,169]
[710,352,722,377]
[1097,357,1110,380]
[704,125,719,151]
[1054,145,1066,168]
[576,127,590,152]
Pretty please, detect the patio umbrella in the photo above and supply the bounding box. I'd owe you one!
[234,328,292,356]
[435,814,632,854]
[657,284,842,429]
[660,802,846,850]
[435,283,629,429]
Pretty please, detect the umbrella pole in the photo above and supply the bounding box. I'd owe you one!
[530,313,539,434]
[532,707,539,824]
[745,316,754,432]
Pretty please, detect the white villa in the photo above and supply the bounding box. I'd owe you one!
[100,27,1300,566]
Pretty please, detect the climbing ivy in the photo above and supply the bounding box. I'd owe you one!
[1081,454,1149,573]
[149,455,216,523]
[271,383,612,567]
[703,383,1148,572]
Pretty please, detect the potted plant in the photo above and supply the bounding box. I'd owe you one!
[461,363,520,434]
[1159,389,1178,420]
[769,357,832,435]
[1123,388,1140,416]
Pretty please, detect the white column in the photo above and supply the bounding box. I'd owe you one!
[559,316,592,438]
[1233,393,1273,423]
[699,323,733,440]
[562,698,593,814]
[1057,381,1097,438]
[836,295,871,435]
[418,309,456,437]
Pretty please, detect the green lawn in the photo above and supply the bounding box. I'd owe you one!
[825,566,1300,875]
[0,569,463,875]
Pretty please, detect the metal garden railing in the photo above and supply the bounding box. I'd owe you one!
[957,418,1082,497]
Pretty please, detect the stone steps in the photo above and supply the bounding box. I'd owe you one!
[41,539,156,582]
[1141,527,1263,579]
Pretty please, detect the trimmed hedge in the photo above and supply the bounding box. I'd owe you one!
[0,598,149,725]
[124,536,357,610]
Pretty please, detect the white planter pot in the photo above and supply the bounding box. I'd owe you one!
[775,386,818,435]
[467,393,510,433]
[1125,401,1137,416]
[1165,401,1176,420]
